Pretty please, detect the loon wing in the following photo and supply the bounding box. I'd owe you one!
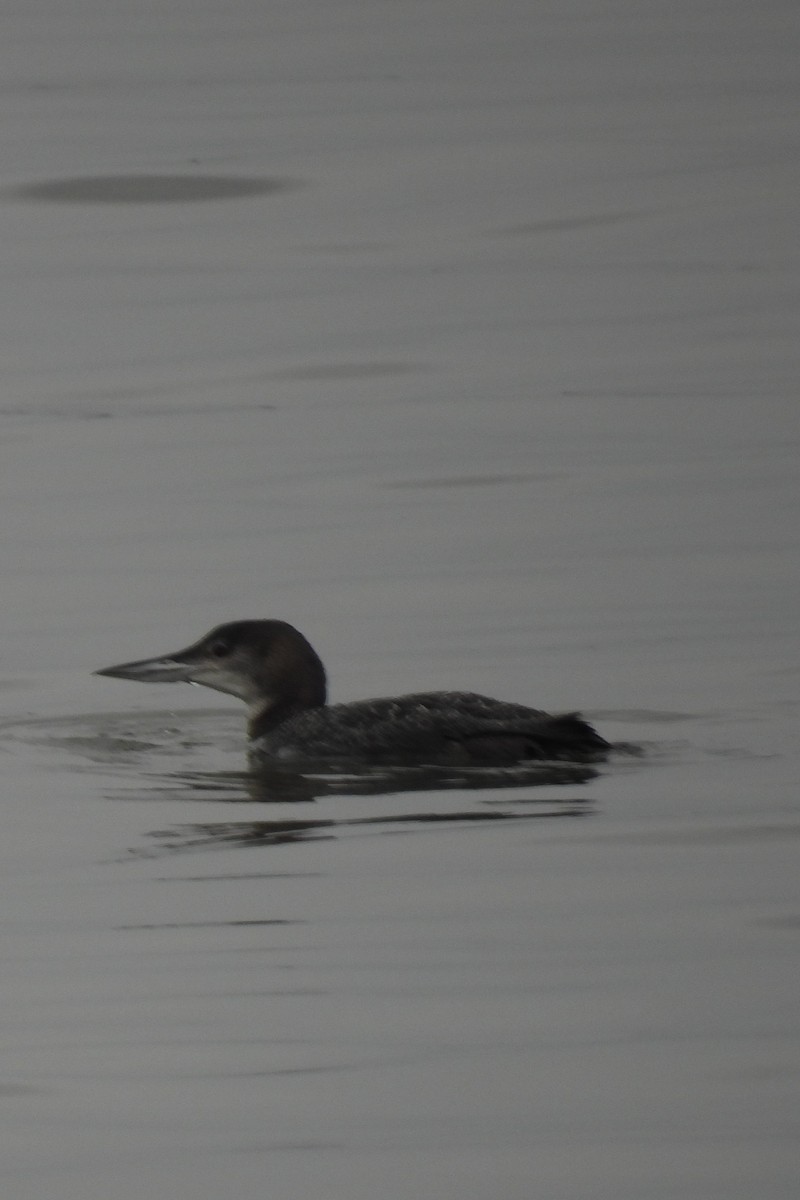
[330,696,607,763]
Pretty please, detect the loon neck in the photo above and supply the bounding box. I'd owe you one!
[247,694,325,740]
[246,629,327,740]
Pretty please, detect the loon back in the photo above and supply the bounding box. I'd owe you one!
[251,693,608,765]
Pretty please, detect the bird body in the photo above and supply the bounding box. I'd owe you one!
[96,620,609,768]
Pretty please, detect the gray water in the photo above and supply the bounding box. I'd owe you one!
[1,2,798,1197]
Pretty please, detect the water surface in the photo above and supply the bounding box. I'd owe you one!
[1,2,798,1197]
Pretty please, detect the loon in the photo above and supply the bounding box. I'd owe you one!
[95,620,609,767]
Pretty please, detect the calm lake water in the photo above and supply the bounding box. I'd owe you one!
[1,2,798,1197]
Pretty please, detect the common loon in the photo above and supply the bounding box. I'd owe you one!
[95,620,609,767]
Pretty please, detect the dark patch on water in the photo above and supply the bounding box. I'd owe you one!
[0,398,276,422]
[598,709,706,724]
[383,471,563,489]
[118,918,302,929]
[4,174,300,204]
[144,802,592,855]
[756,914,800,930]
[267,362,418,381]
[487,210,651,237]
[155,872,323,882]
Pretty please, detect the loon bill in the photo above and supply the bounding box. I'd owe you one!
[96,619,610,767]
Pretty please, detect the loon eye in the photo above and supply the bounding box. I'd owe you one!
[209,639,231,659]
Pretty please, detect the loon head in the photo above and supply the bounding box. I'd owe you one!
[95,620,328,731]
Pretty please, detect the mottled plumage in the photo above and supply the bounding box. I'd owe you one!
[96,620,609,768]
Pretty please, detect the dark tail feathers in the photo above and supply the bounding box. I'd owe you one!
[537,712,610,760]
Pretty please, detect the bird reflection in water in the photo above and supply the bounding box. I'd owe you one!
[135,759,597,853]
